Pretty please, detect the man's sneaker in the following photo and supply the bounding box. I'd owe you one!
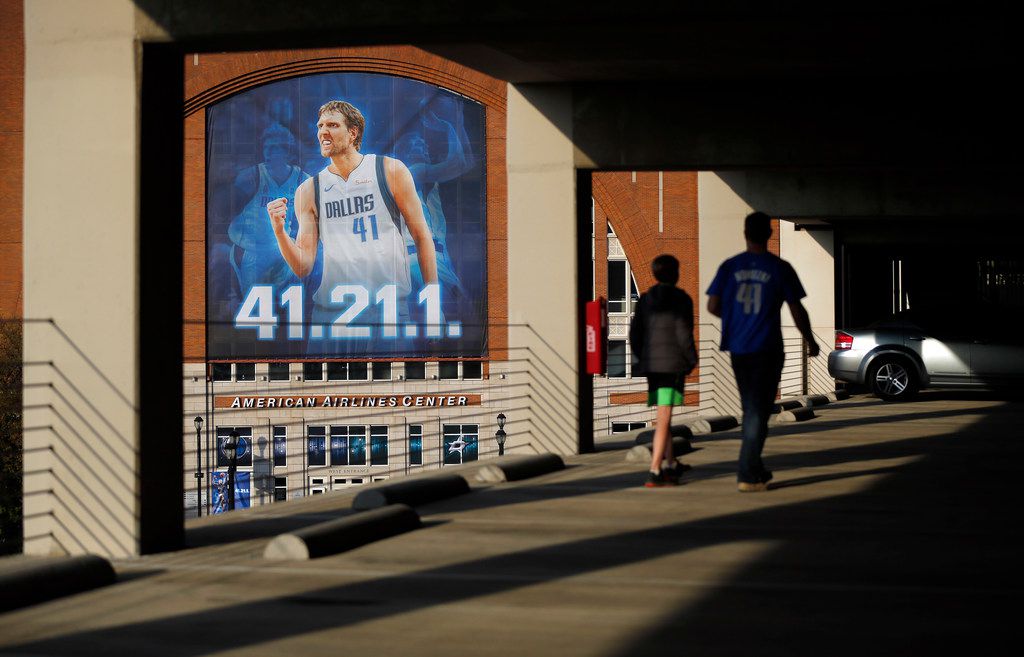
[645,470,679,488]
[737,481,769,493]
[662,460,691,482]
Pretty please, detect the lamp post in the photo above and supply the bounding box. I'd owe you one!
[193,416,203,517]
[495,413,507,457]
[225,430,240,511]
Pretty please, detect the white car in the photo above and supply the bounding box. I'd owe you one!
[828,309,1024,401]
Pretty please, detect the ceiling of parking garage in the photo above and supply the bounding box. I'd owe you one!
[135,1,1015,84]
[135,0,1023,217]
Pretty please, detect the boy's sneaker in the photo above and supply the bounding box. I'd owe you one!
[737,481,769,493]
[645,470,678,488]
[661,460,691,483]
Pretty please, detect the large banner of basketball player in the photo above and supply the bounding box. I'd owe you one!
[206,73,487,359]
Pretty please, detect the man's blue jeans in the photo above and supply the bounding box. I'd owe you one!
[731,350,785,483]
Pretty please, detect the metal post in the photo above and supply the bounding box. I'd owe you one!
[193,416,203,517]
[802,339,809,395]
[227,430,239,511]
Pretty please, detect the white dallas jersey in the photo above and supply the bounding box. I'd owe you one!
[313,154,411,307]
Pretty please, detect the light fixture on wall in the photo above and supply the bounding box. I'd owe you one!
[495,413,507,456]
[224,430,240,511]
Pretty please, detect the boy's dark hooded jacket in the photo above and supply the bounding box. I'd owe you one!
[629,283,697,376]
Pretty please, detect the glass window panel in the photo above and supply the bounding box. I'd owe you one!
[370,426,388,466]
[439,361,459,379]
[372,362,392,380]
[409,425,422,465]
[307,426,326,466]
[303,362,323,381]
[462,424,478,462]
[268,362,290,381]
[273,426,286,467]
[608,260,626,312]
[348,362,368,380]
[608,340,627,378]
[462,361,482,379]
[442,425,462,465]
[349,430,367,466]
[404,362,425,379]
[216,426,252,467]
[326,362,348,380]
[330,426,348,466]
[235,363,255,381]
[211,363,231,382]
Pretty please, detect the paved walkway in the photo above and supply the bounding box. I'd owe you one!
[2,392,1021,656]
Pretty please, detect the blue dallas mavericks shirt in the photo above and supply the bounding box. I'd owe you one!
[707,251,806,355]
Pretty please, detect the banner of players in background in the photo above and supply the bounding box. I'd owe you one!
[206,73,487,359]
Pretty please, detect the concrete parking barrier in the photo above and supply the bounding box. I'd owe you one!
[0,555,116,612]
[827,390,851,402]
[769,407,816,424]
[686,415,739,434]
[634,424,694,445]
[264,504,421,560]
[475,454,565,483]
[802,394,831,407]
[625,435,694,463]
[352,474,470,510]
[774,399,805,412]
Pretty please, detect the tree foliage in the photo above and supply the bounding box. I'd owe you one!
[0,319,22,554]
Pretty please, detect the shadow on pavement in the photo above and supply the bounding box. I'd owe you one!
[6,399,1022,655]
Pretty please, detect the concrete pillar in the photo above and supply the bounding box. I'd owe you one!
[22,0,181,557]
[506,85,579,454]
[779,221,835,395]
[696,173,749,417]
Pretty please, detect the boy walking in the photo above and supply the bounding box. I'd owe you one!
[629,255,698,487]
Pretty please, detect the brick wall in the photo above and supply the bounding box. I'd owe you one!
[593,171,701,404]
[0,0,23,318]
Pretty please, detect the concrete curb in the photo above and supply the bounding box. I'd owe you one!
[0,555,116,612]
[625,436,694,463]
[634,424,694,445]
[475,454,565,483]
[770,406,817,424]
[686,415,739,434]
[801,394,831,407]
[264,504,421,560]
[352,474,470,510]
[773,399,805,412]
[827,390,851,402]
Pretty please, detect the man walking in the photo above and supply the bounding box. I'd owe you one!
[707,212,819,492]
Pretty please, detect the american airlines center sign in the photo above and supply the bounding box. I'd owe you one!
[214,394,482,410]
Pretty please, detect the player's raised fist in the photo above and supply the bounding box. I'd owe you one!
[266,197,288,232]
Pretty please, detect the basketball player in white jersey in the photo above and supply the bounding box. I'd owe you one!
[266,101,438,355]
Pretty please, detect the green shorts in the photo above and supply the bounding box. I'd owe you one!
[646,373,685,407]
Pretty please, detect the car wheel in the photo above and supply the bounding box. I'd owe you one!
[869,358,918,401]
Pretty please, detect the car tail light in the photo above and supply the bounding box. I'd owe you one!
[835,331,854,350]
